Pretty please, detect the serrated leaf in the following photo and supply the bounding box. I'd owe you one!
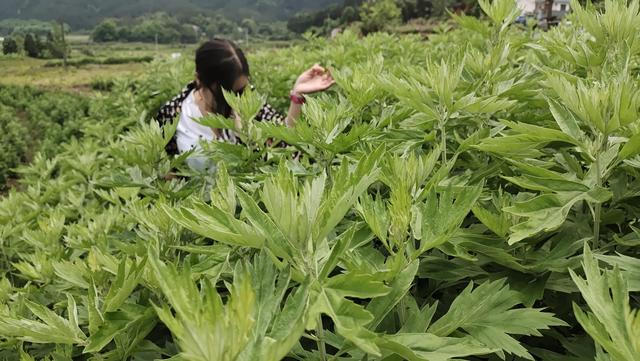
[618,133,640,160]
[428,279,567,359]
[570,245,640,361]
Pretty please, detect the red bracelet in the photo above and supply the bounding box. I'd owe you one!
[289,92,305,105]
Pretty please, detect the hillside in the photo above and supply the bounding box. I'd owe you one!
[1,0,341,29]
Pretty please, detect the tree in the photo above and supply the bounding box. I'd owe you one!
[399,0,433,21]
[206,15,237,36]
[117,26,132,41]
[341,6,360,23]
[2,37,18,55]
[47,21,69,62]
[400,0,416,21]
[359,0,402,34]
[287,12,315,33]
[240,18,258,35]
[23,33,41,58]
[91,19,119,42]
[257,23,274,37]
[179,25,198,44]
[416,0,433,17]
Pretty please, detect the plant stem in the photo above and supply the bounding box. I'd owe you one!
[593,202,601,249]
[440,121,447,164]
[593,154,602,249]
[324,152,334,185]
[592,136,607,249]
[316,315,327,361]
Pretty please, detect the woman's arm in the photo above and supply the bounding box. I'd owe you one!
[285,64,335,127]
[284,94,303,127]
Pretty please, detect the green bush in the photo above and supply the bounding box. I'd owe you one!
[0,108,29,188]
[2,36,19,54]
[101,55,153,65]
[91,19,119,42]
[0,86,90,186]
[90,78,116,92]
[43,55,154,67]
[359,0,403,34]
[23,33,42,58]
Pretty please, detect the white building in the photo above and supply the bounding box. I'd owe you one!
[517,0,571,17]
[517,0,537,14]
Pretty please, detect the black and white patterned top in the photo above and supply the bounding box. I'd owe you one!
[155,81,286,155]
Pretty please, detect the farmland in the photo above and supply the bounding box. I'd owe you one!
[0,36,293,92]
[0,0,639,360]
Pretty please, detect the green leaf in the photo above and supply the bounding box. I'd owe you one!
[325,272,391,299]
[472,204,511,238]
[505,188,611,244]
[312,287,380,356]
[377,333,494,361]
[596,253,640,291]
[313,147,383,243]
[357,193,391,249]
[366,260,419,331]
[428,279,567,359]
[398,298,439,334]
[0,297,87,345]
[52,261,90,289]
[259,280,310,361]
[475,135,546,158]
[411,184,483,256]
[163,199,265,249]
[502,175,589,193]
[236,187,297,261]
[502,120,581,146]
[618,133,640,160]
[84,307,155,354]
[318,224,357,280]
[103,257,146,313]
[149,254,256,361]
[570,245,640,361]
[547,97,585,142]
[237,251,311,361]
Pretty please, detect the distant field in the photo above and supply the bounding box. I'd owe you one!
[0,37,296,93]
[0,56,148,92]
[0,40,193,92]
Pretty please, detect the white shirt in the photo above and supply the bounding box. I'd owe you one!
[176,90,217,172]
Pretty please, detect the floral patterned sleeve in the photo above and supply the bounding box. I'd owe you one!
[254,103,289,148]
[255,103,286,125]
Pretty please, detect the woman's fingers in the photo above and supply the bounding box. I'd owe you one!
[294,64,334,93]
[323,70,334,83]
[309,64,326,76]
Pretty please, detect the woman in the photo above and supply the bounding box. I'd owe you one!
[156,38,335,172]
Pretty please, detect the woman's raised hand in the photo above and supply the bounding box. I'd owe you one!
[292,64,335,95]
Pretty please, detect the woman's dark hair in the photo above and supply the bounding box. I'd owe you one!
[196,38,249,118]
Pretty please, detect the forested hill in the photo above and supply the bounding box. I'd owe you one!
[0,0,341,29]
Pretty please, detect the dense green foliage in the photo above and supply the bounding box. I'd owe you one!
[1,0,640,360]
[42,56,154,68]
[1,21,70,59]
[359,0,403,34]
[287,0,365,33]
[0,0,342,30]
[46,23,70,60]
[0,87,89,189]
[0,19,61,37]
[22,34,41,58]
[91,14,199,44]
[90,13,294,44]
[286,0,434,35]
[1,37,18,55]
